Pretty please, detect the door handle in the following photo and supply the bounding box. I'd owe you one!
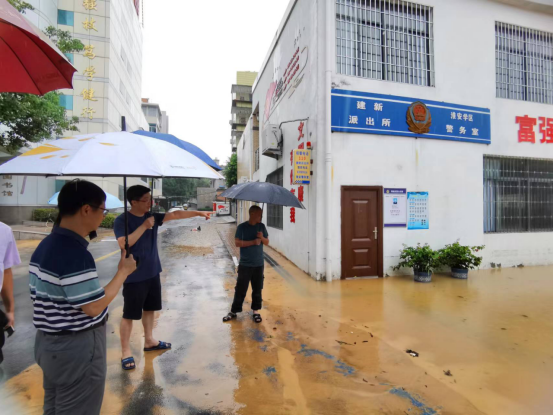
[373,227,378,240]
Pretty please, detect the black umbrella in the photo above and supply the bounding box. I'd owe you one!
[220,182,305,209]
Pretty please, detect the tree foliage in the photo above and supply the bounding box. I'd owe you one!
[44,26,85,54]
[162,178,211,200]
[7,0,34,12]
[0,93,79,153]
[224,153,238,188]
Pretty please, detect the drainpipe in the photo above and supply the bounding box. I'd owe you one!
[324,0,333,281]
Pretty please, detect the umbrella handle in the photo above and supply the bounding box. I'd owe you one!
[123,176,130,258]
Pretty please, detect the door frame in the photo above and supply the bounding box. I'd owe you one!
[341,186,384,279]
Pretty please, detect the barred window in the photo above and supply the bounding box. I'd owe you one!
[484,156,553,233]
[266,168,283,230]
[336,0,434,87]
[496,22,553,105]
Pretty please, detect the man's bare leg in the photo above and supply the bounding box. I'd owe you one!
[142,311,159,349]
[120,318,134,368]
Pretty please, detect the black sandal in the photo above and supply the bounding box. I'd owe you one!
[223,312,237,322]
[253,313,262,323]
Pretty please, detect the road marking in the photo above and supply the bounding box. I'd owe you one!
[95,249,120,263]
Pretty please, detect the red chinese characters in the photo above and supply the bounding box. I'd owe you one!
[290,207,296,223]
[298,122,305,141]
[298,186,304,202]
[539,117,553,144]
[516,115,537,143]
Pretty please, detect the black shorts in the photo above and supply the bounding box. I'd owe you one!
[122,275,162,320]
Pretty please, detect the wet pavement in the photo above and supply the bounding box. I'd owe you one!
[1,219,552,414]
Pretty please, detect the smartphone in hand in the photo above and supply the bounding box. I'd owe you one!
[4,326,14,338]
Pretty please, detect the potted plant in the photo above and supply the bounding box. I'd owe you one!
[439,242,484,279]
[393,244,440,283]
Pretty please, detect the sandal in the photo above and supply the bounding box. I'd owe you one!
[144,341,172,352]
[223,312,237,322]
[253,313,262,323]
[121,357,136,371]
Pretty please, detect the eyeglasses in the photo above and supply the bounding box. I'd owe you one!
[89,205,109,216]
[137,197,152,204]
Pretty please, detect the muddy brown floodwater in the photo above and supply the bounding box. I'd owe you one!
[1,221,552,415]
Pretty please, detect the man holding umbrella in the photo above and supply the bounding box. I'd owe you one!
[223,205,269,324]
[115,185,210,370]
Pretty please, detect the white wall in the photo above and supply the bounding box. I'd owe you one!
[252,0,320,277]
[251,0,553,280]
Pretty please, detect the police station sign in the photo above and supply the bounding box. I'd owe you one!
[331,90,491,145]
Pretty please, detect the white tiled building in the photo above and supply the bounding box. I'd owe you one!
[0,0,152,223]
[240,0,553,281]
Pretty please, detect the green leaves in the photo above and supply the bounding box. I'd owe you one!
[162,178,211,199]
[43,26,84,54]
[0,92,79,153]
[6,0,34,13]
[224,153,237,188]
[439,242,485,270]
[393,243,441,273]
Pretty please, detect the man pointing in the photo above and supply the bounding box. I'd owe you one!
[114,185,210,370]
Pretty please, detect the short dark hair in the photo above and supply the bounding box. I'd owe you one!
[127,185,151,204]
[54,179,106,226]
[249,205,262,213]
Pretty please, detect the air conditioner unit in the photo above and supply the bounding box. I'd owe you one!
[262,124,282,159]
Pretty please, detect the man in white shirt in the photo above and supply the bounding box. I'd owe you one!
[0,221,21,364]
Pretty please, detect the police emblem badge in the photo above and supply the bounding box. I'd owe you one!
[407,101,432,134]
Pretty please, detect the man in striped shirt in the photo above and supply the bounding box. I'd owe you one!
[30,180,136,415]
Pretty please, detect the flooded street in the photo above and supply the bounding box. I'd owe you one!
[1,220,552,414]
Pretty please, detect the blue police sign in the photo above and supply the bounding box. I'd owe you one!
[331,90,491,145]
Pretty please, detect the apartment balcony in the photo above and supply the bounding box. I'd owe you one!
[231,129,244,138]
[231,137,237,152]
[231,105,253,116]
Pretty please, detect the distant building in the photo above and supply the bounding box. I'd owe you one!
[230,71,257,153]
[141,98,169,134]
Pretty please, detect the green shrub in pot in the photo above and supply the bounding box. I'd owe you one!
[393,244,440,283]
[440,241,484,279]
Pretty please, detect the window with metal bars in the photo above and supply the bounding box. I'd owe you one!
[484,156,553,233]
[495,22,553,105]
[266,168,283,229]
[335,0,434,87]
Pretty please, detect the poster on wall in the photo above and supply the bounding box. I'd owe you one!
[384,188,407,227]
[407,192,429,230]
[292,149,311,185]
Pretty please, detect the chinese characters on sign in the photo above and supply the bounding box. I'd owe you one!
[516,115,553,144]
[332,90,491,145]
[292,149,311,185]
[407,192,429,230]
[84,45,96,59]
[384,189,407,227]
[83,17,98,32]
[83,66,96,81]
[1,176,14,198]
[290,189,296,223]
[83,0,97,10]
[298,122,305,141]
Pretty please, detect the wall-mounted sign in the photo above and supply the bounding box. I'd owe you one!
[384,188,407,227]
[516,115,553,144]
[331,90,491,145]
[408,192,429,230]
[293,149,311,185]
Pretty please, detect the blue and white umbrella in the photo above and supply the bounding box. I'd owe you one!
[48,191,124,209]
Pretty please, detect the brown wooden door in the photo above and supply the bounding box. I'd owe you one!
[341,186,383,279]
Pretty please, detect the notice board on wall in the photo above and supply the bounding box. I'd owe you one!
[384,188,407,227]
[407,192,429,230]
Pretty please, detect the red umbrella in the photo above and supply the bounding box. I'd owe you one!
[0,0,76,94]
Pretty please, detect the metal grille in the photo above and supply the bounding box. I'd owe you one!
[484,156,553,233]
[266,168,283,229]
[336,0,434,86]
[496,22,553,105]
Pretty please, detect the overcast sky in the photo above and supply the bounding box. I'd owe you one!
[141,0,291,166]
